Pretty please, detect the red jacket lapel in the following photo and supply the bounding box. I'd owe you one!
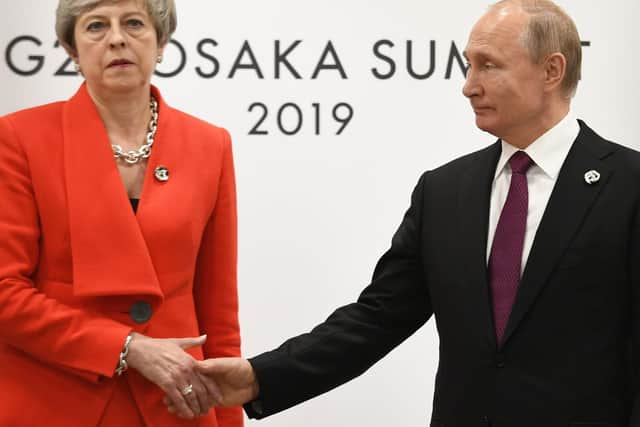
[63,83,163,305]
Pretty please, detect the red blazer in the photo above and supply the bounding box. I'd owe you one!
[0,83,242,426]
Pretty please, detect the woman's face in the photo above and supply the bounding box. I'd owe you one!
[72,0,161,96]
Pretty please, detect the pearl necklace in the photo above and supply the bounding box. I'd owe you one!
[111,96,159,165]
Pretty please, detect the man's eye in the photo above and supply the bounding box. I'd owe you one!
[484,62,496,69]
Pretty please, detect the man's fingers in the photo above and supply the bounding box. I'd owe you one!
[197,371,224,406]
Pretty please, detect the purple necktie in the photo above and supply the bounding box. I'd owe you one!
[489,151,533,343]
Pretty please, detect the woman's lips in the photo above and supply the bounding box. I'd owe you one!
[108,59,133,68]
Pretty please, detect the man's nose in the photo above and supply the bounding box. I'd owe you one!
[462,69,481,98]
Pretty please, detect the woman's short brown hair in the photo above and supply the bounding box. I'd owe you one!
[56,0,176,51]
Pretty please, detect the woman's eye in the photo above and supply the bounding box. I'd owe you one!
[126,19,144,29]
[87,21,105,32]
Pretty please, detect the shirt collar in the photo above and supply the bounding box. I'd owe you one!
[494,110,580,180]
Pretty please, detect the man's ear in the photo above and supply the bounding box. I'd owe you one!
[543,52,567,93]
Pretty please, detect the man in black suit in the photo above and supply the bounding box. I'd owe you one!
[173,1,640,425]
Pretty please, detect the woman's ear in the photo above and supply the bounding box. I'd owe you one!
[156,45,166,64]
[60,41,78,63]
[60,42,81,73]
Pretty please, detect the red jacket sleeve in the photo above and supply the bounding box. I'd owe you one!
[192,128,243,426]
[0,115,131,383]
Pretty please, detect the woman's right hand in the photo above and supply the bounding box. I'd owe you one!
[125,332,220,419]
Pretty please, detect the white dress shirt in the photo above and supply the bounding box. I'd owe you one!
[486,112,581,272]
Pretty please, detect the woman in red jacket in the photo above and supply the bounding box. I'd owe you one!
[0,1,242,426]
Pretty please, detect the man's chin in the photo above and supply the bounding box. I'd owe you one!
[474,119,499,137]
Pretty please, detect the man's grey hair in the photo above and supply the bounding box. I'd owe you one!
[491,0,582,97]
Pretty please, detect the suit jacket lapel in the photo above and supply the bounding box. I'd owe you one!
[501,121,614,346]
[457,141,502,349]
[63,83,163,304]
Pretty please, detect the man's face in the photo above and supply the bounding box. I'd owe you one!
[462,7,548,144]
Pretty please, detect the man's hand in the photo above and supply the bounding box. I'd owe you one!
[195,358,260,407]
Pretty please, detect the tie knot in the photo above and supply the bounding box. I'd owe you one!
[509,151,533,175]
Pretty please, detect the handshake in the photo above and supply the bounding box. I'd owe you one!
[124,333,258,420]
[163,357,258,420]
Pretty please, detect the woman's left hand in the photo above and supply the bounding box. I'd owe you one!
[162,370,224,419]
[126,332,221,419]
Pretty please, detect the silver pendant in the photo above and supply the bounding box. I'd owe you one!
[583,170,600,185]
[154,165,170,182]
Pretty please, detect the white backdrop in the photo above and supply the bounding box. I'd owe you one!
[1,1,639,426]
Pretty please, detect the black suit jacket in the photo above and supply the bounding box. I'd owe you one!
[247,121,640,427]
